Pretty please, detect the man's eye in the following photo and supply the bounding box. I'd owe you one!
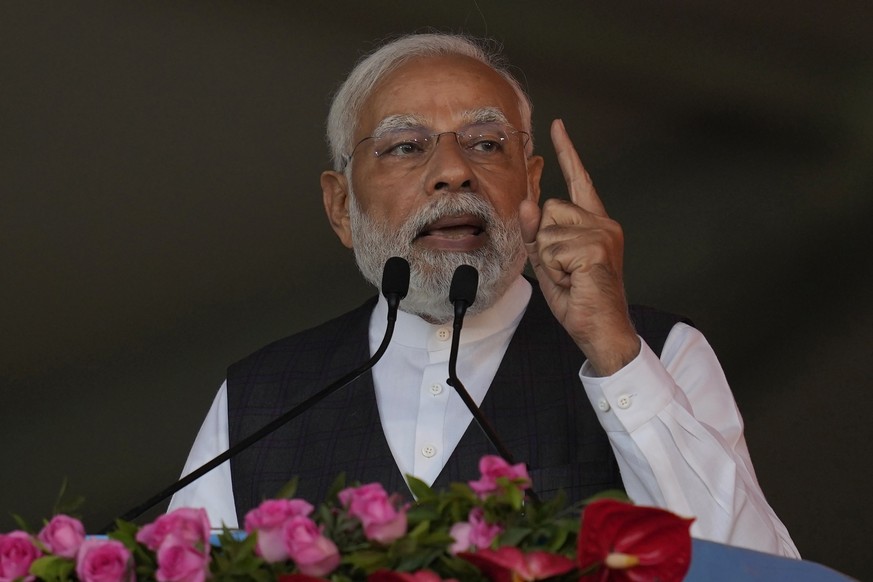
[468,136,504,154]
[383,140,426,156]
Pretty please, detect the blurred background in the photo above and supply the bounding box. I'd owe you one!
[2,1,871,578]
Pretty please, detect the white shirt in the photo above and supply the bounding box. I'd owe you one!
[169,276,799,558]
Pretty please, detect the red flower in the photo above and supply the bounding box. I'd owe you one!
[459,546,575,582]
[576,499,694,582]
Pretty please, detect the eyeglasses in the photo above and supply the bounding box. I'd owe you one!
[341,122,530,171]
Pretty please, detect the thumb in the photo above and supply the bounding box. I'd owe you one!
[518,199,541,246]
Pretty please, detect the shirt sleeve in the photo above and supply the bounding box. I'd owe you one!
[579,322,800,558]
[167,381,239,529]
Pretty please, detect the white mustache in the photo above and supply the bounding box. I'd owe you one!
[401,193,498,242]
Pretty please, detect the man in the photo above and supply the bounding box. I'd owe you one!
[170,33,798,557]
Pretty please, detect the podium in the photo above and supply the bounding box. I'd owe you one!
[686,539,855,581]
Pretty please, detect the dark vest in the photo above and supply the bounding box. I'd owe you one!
[226,284,686,523]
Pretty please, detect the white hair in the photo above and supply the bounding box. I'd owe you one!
[325,33,534,171]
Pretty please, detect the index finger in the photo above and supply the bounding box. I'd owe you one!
[551,118,608,217]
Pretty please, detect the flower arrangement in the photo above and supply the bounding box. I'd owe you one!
[2,456,693,582]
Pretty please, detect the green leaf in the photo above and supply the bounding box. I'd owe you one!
[498,526,532,548]
[405,504,440,524]
[406,475,434,500]
[209,528,272,581]
[547,525,571,553]
[406,519,431,539]
[50,478,86,517]
[30,555,76,582]
[324,472,349,502]
[274,476,300,499]
[583,489,630,504]
[11,513,33,533]
[108,519,140,549]
[344,549,390,571]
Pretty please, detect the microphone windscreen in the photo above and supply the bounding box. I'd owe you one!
[449,264,479,306]
[382,257,410,299]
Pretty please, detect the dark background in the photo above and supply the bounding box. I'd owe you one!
[2,1,871,578]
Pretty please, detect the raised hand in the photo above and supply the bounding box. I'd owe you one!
[519,119,640,376]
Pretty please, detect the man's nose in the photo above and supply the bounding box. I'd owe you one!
[424,133,478,193]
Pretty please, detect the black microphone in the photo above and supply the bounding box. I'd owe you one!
[103,257,410,531]
[445,265,517,466]
[448,264,478,317]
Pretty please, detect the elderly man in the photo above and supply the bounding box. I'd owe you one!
[170,33,798,557]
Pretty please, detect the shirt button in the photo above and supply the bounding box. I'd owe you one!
[597,398,611,412]
[617,394,632,409]
[436,328,452,341]
[421,445,437,458]
[429,383,444,396]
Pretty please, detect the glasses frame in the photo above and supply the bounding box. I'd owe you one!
[340,123,531,171]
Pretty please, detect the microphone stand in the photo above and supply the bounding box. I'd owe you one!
[445,266,540,504]
[445,266,518,465]
[102,257,409,531]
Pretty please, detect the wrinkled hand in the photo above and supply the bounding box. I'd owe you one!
[519,119,640,376]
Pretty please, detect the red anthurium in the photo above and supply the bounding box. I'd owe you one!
[459,546,575,582]
[577,499,694,582]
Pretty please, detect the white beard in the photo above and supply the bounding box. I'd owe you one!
[347,191,527,323]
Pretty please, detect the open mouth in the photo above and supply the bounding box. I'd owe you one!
[415,214,486,241]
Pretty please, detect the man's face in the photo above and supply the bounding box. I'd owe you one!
[322,54,543,321]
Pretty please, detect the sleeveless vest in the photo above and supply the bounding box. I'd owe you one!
[226,283,686,523]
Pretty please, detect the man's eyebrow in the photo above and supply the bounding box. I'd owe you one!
[463,107,510,125]
[371,114,427,137]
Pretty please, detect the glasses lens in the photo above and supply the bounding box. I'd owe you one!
[372,128,431,158]
[360,123,526,168]
[459,123,514,156]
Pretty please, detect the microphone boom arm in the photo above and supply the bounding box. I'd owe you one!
[104,258,409,531]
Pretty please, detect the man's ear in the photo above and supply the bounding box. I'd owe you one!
[321,170,354,249]
[526,155,544,204]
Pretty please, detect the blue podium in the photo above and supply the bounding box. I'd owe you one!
[686,539,855,581]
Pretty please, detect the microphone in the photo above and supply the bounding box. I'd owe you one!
[448,264,478,317]
[445,265,518,466]
[104,257,410,530]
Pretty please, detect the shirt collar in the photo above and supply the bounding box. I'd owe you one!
[371,275,532,349]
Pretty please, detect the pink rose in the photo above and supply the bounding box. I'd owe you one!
[283,516,340,577]
[468,455,531,497]
[136,508,210,555]
[0,531,41,582]
[75,539,133,582]
[449,508,502,554]
[38,514,86,559]
[244,499,314,532]
[155,534,211,582]
[338,483,407,544]
[244,499,314,563]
